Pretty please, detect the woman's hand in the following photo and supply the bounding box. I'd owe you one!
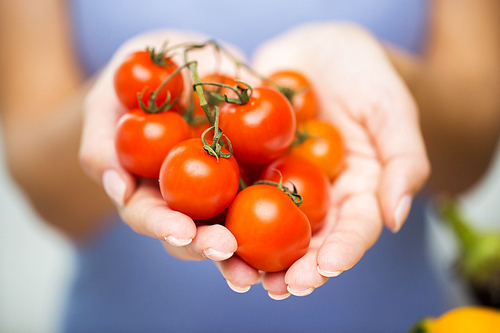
[216,22,430,299]
[78,30,250,261]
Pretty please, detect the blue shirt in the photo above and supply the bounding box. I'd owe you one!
[64,1,451,332]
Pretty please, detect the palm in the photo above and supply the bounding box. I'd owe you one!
[216,22,429,298]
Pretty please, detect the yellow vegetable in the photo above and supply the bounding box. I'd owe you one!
[410,306,500,333]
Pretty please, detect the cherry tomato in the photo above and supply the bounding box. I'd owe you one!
[288,118,344,180]
[114,49,184,111]
[259,155,331,233]
[159,138,240,220]
[266,70,320,122]
[219,86,296,165]
[115,109,190,179]
[225,184,311,272]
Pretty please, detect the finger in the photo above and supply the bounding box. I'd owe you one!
[79,67,135,206]
[162,223,237,261]
[316,191,383,277]
[269,213,334,299]
[368,88,431,232]
[285,249,329,297]
[260,206,338,300]
[215,256,262,294]
[261,271,289,300]
[118,179,196,245]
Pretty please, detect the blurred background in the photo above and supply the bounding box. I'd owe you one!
[0,124,76,333]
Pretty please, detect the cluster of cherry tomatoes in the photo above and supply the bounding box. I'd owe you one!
[113,42,343,273]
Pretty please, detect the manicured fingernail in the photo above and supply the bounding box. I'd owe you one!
[203,248,233,261]
[287,286,314,297]
[317,266,342,277]
[268,291,291,301]
[393,194,412,233]
[164,235,192,247]
[102,170,126,206]
[226,280,251,293]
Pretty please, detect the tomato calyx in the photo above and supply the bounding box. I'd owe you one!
[276,84,309,106]
[260,75,310,106]
[137,61,193,114]
[146,44,174,67]
[254,170,303,207]
[290,127,317,147]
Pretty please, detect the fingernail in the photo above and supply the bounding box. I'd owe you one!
[287,286,314,297]
[164,235,192,247]
[203,248,233,261]
[102,169,126,206]
[226,279,251,293]
[317,265,342,277]
[268,291,291,301]
[393,194,412,233]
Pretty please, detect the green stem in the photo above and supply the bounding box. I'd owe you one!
[147,42,173,67]
[138,61,193,114]
[200,107,233,161]
[185,60,215,126]
[253,170,303,207]
[193,81,251,105]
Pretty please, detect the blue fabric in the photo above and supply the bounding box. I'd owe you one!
[64,1,452,332]
[64,199,448,333]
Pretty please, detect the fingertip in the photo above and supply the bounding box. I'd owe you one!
[202,248,234,261]
[268,291,291,301]
[226,279,251,293]
[196,224,238,256]
[216,256,261,289]
[102,169,128,206]
[390,193,412,233]
[164,235,193,247]
[283,251,328,296]
[378,170,416,233]
[152,209,197,242]
[316,265,343,278]
[286,286,315,297]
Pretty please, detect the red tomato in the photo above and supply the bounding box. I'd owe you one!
[288,119,344,180]
[266,70,320,122]
[259,155,331,233]
[225,184,311,272]
[189,121,213,140]
[219,86,296,165]
[159,138,240,220]
[114,50,184,111]
[115,109,190,179]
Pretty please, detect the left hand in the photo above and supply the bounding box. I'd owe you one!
[215,22,430,299]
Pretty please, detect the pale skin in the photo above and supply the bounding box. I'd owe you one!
[1,0,499,300]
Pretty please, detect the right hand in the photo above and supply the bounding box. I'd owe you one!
[78,30,250,262]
